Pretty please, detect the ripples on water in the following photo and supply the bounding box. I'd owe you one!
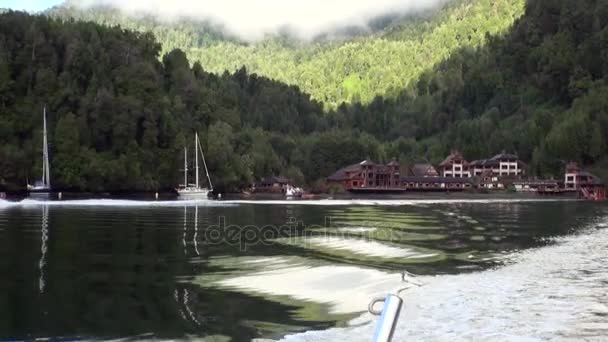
[283,220,608,342]
[0,198,605,341]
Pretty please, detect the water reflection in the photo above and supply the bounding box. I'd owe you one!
[0,201,604,341]
[38,205,49,294]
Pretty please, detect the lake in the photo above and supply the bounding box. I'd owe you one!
[0,198,606,341]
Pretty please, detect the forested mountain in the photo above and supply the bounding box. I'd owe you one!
[48,0,527,108]
[1,0,608,192]
[0,11,344,192]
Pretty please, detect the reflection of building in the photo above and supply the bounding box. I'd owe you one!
[439,150,471,178]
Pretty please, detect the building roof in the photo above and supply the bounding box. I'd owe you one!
[387,159,400,166]
[439,150,468,167]
[490,151,519,161]
[565,162,582,173]
[359,160,375,166]
[565,163,603,184]
[401,176,473,184]
[578,171,603,184]
[410,163,438,177]
[327,163,363,181]
[470,159,499,167]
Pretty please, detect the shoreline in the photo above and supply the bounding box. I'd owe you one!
[1,189,580,201]
[0,190,580,202]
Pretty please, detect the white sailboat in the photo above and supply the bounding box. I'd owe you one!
[176,132,213,199]
[28,106,52,197]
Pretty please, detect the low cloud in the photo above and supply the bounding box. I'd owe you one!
[74,0,451,41]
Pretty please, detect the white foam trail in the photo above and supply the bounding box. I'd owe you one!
[215,263,402,314]
[0,198,577,209]
[0,199,18,208]
[226,198,578,206]
[0,198,237,208]
[282,222,608,341]
[303,236,425,259]
[332,227,377,234]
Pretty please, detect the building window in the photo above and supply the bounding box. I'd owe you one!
[353,181,358,187]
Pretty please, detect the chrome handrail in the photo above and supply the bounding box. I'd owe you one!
[369,294,403,342]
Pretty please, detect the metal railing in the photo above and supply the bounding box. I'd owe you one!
[369,271,423,342]
[369,294,403,342]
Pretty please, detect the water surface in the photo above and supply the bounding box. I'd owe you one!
[0,199,605,341]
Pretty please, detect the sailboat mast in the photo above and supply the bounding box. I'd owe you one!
[42,106,50,188]
[196,133,213,190]
[195,133,200,189]
[183,147,188,187]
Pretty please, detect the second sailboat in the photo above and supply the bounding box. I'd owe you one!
[177,132,213,199]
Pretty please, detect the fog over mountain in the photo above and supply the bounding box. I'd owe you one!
[73,0,452,40]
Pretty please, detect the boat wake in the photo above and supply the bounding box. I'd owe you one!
[0,197,575,209]
[282,218,608,341]
[0,198,237,208]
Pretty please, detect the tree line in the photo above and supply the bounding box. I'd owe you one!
[0,11,389,192]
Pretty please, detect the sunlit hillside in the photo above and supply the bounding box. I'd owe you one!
[49,0,526,108]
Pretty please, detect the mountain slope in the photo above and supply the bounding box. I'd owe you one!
[49,0,526,108]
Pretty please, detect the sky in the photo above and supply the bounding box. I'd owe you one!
[1,0,63,12]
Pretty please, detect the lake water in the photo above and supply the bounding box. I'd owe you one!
[0,198,606,341]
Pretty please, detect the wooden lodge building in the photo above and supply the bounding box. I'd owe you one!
[326,160,401,190]
[563,162,605,200]
[327,158,473,193]
[254,175,291,193]
[326,150,605,198]
[439,150,471,178]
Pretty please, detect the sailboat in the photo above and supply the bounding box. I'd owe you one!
[28,106,52,197]
[176,132,213,199]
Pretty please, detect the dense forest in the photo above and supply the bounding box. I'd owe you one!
[0,11,324,192]
[1,0,608,192]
